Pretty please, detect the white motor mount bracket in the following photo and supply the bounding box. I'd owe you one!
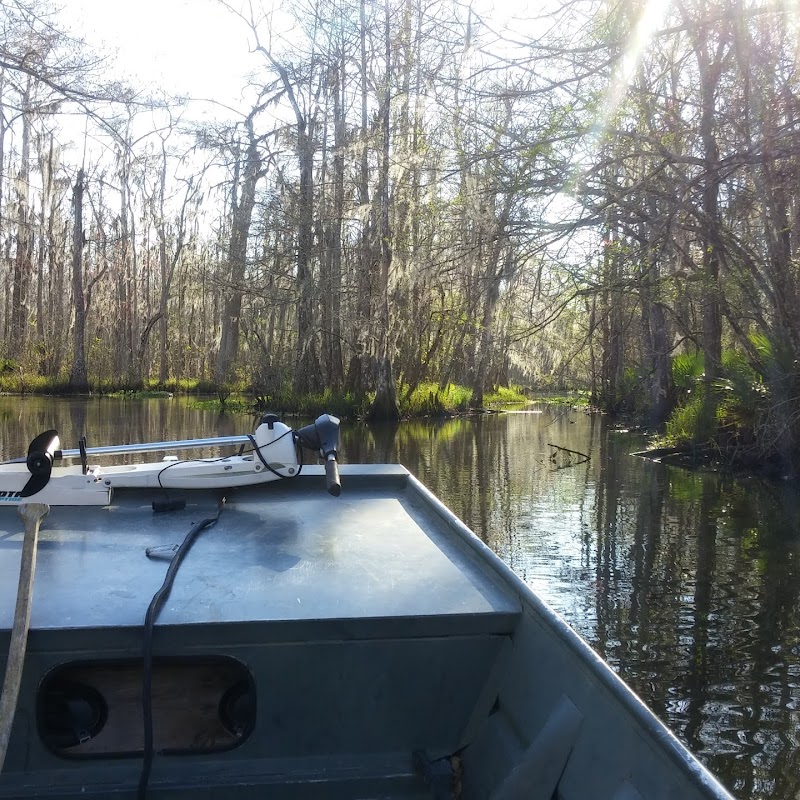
[0,466,110,506]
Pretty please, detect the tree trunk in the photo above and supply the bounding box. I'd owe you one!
[68,168,89,392]
[48,220,67,377]
[695,31,725,438]
[368,0,400,422]
[345,0,375,397]
[157,142,169,384]
[321,49,345,389]
[640,199,671,428]
[117,137,133,382]
[36,134,54,345]
[292,108,320,394]
[0,71,5,271]
[700,59,722,384]
[471,190,514,408]
[215,121,262,385]
[10,79,31,360]
[600,212,624,413]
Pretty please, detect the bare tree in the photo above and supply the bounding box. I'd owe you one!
[68,167,88,391]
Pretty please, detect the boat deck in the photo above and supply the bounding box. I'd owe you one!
[0,466,521,799]
[0,465,519,641]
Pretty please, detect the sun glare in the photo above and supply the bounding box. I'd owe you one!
[564,0,671,198]
[601,0,670,127]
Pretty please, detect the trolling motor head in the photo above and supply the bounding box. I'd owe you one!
[21,430,61,497]
[294,414,341,497]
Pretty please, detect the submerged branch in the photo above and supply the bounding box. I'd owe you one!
[548,443,591,469]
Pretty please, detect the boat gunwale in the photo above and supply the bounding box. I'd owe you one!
[403,470,735,800]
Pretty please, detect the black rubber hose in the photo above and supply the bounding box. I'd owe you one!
[137,498,225,800]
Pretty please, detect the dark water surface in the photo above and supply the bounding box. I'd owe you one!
[2,396,800,799]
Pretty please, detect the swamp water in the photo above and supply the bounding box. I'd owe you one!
[2,395,799,799]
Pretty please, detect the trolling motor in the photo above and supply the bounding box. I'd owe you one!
[293,414,341,497]
[249,412,341,496]
[2,415,342,505]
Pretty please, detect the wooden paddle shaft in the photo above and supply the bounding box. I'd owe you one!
[0,502,49,772]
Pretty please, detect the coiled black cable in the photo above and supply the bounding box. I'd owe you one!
[137,498,226,800]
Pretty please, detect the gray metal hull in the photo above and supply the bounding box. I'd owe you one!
[0,466,733,799]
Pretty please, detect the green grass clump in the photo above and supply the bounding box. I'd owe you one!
[664,347,768,449]
[399,383,527,415]
[664,394,705,445]
[0,373,72,395]
[400,383,470,416]
[484,385,528,406]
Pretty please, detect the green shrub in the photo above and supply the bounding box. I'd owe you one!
[664,394,705,445]
[664,341,797,466]
[484,385,528,405]
[672,351,705,391]
[400,383,470,416]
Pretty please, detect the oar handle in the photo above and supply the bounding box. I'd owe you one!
[0,503,49,772]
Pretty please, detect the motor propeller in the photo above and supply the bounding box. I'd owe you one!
[20,430,61,498]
